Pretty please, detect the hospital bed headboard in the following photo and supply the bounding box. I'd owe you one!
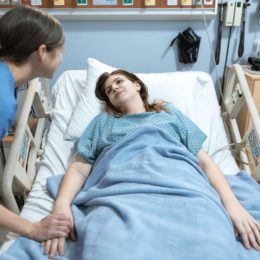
[1,78,50,214]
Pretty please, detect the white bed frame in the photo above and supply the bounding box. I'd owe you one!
[222,64,260,182]
[1,64,260,214]
[1,78,50,214]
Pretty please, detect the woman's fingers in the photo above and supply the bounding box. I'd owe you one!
[236,222,251,249]
[248,221,260,250]
[69,226,77,241]
[58,237,65,256]
[42,237,67,258]
[44,239,52,255]
[49,238,59,259]
[235,219,260,250]
[244,221,258,250]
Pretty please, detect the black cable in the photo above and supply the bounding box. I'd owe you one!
[221,26,233,98]
[0,141,6,167]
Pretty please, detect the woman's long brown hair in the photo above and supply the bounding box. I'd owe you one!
[95,69,168,116]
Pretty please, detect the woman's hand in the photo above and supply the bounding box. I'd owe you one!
[42,157,90,257]
[43,204,76,258]
[27,214,71,241]
[198,150,260,251]
[225,201,260,250]
[53,203,77,241]
[42,237,65,259]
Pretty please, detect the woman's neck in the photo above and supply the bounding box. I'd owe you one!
[8,61,36,87]
[122,99,146,115]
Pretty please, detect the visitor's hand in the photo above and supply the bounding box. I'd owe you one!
[27,214,70,241]
[226,201,260,250]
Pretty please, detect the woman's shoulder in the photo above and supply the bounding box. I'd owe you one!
[81,112,110,137]
[91,111,109,122]
[0,61,13,79]
[90,111,115,125]
[162,102,176,112]
[162,103,186,118]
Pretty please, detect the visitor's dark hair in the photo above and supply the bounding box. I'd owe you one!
[0,5,64,63]
[95,69,168,116]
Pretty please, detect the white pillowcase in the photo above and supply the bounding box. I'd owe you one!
[51,70,87,132]
[66,58,210,140]
[64,58,239,175]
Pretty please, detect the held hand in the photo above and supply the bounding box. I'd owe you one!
[43,237,65,259]
[53,203,77,241]
[41,205,77,258]
[28,214,71,241]
[226,202,260,250]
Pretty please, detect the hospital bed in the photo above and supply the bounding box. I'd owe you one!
[1,59,260,259]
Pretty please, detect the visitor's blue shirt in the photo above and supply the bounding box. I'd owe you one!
[0,61,16,140]
[76,104,207,164]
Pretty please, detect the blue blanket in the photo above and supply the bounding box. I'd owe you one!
[2,126,260,260]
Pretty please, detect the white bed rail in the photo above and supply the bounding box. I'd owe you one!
[1,78,50,214]
[223,64,260,181]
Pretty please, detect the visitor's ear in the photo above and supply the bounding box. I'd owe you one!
[36,44,48,62]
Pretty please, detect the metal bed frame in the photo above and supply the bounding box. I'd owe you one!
[222,64,260,181]
[1,78,50,214]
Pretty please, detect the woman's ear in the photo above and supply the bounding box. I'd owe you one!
[36,44,47,62]
[134,82,141,91]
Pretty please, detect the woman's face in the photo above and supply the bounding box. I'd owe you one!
[104,74,141,109]
[41,45,64,79]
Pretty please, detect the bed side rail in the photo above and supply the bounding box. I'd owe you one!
[2,78,50,214]
[222,64,260,181]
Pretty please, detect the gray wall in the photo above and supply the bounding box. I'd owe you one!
[51,0,260,99]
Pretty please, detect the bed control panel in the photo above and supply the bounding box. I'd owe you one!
[247,127,260,166]
[227,83,244,118]
[243,124,260,181]
[18,129,31,168]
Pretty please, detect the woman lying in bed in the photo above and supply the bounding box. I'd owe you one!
[45,70,260,258]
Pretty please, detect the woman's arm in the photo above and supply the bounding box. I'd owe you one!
[0,205,70,241]
[44,155,92,258]
[54,155,92,238]
[55,156,92,210]
[198,149,260,251]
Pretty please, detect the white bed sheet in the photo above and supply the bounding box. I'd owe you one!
[0,69,240,253]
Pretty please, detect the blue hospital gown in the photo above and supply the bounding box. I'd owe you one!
[0,61,16,140]
[76,104,207,164]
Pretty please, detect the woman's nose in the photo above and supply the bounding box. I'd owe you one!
[112,84,119,90]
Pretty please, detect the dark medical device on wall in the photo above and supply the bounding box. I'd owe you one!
[215,0,224,65]
[248,57,260,71]
[170,27,201,64]
[258,1,260,19]
[238,0,251,58]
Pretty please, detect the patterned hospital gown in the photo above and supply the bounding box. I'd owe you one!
[76,104,207,165]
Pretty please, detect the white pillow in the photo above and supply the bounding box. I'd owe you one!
[51,70,86,132]
[66,58,208,140]
[64,58,239,175]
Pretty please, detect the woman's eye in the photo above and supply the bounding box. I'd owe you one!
[116,79,122,84]
[106,88,111,95]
